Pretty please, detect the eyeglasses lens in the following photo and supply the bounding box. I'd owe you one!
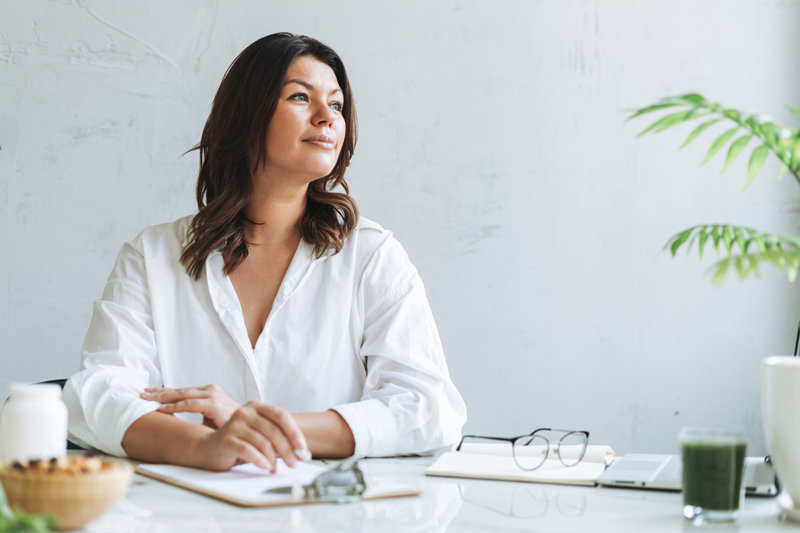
[557,431,588,466]
[512,434,549,470]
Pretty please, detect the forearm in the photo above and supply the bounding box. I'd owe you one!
[294,410,355,458]
[121,411,213,466]
[121,408,355,466]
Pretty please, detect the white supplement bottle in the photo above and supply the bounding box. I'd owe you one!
[0,383,68,462]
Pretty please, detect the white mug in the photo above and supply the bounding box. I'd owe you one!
[762,356,800,504]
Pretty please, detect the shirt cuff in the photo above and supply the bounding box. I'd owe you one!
[331,399,399,458]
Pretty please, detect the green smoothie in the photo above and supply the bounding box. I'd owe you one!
[681,440,747,511]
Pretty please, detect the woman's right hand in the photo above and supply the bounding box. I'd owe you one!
[191,401,309,473]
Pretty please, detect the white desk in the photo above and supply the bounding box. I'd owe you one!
[75,457,797,532]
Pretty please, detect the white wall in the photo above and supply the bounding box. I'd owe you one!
[2,0,799,456]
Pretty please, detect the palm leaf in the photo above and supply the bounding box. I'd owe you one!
[700,128,738,165]
[665,224,800,259]
[680,119,721,149]
[706,250,800,284]
[628,102,682,120]
[638,110,704,137]
[719,135,753,174]
[630,95,800,284]
[742,144,770,191]
[629,94,800,188]
[678,93,708,107]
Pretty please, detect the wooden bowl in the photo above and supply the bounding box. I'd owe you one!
[0,459,133,530]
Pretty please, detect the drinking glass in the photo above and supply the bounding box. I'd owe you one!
[679,428,747,522]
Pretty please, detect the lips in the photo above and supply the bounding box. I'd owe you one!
[303,135,335,149]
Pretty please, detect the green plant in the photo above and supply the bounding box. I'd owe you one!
[629,93,800,282]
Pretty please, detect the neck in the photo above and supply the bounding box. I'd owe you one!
[244,171,308,247]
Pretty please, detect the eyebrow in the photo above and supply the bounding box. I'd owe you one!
[284,79,343,96]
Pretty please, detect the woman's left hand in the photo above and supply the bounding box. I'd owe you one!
[140,384,241,429]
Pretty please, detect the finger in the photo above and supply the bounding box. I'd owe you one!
[295,449,312,462]
[229,422,280,472]
[251,403,307,451]
[243,411,297,468]
[142,386,175,396]
[141,387,210,404]
[156,399,211,415]
[224,434,272,471]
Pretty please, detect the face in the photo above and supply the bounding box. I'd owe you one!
[260,56,346,185]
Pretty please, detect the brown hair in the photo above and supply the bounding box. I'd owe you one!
[180,33,359,280]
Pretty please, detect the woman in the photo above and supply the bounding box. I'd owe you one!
[63,33,466,472]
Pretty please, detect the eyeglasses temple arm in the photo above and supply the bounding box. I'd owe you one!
[457,435,515,451]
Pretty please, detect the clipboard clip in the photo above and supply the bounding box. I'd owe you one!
[265,458,368,504]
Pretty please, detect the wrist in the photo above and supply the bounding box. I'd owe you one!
[294,411,355,458]
[184,423,216,468]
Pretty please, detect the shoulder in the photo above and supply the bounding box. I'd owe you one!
[343,216,409,265]
[111,215,193,279]
[341,216,417,289]
[129,215,193,254]
[354,215,386,233]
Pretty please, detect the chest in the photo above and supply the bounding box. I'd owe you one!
[144,238,368,405]
[228,243,298,348]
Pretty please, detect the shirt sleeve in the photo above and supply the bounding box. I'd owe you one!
[331,235,467,457]
[62,239,161,457]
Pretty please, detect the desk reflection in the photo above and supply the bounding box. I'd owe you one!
[457,483,587,519]
[73,462,788,533]
[81,472,462,533]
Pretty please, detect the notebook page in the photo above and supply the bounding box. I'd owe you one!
[458,443,614,464]
[426,452,608,485]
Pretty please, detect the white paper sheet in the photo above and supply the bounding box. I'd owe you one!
[138,460,327,504]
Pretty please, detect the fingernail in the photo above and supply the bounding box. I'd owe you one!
[295,449,312,462]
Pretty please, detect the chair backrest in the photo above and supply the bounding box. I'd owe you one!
[38,379,68,389]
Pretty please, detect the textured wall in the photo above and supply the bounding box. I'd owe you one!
[2,0,800,455]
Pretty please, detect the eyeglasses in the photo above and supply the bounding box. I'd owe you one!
[457,428,590,471]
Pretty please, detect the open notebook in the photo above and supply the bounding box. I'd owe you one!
[426,443,615,487]
[136,460,420,507]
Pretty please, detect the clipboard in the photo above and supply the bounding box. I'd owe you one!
[135,461,421,507]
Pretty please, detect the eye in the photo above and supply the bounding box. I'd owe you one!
[329,102,343,112]
[289,93,309,102]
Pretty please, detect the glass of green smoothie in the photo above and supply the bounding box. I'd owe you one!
[679,428,747,522]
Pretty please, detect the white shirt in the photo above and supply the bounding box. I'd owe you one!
[63,215,467,458]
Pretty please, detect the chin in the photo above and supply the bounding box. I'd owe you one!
[305,163,338,181]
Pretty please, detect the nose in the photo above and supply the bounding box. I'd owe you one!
[312,102,337,127]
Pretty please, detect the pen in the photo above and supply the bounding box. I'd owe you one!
[794,320,800,357]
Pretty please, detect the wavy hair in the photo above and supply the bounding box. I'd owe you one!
[180,33,359,280]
